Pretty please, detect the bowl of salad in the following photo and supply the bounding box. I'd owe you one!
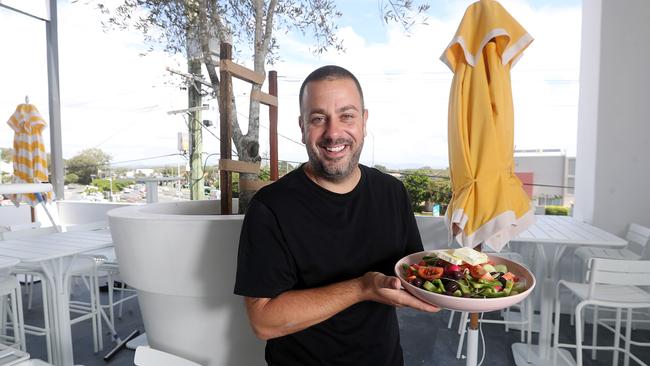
[394,248,535,312]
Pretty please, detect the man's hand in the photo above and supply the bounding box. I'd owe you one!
[361,272,441,313]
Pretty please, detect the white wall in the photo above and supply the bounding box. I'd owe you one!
[56,201,135,226]
[0,205,31,227]
[575,0,650,236]
[515,155,566,198]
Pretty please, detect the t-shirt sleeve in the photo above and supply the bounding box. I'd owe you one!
[234,198,297,298]
[401,183,424,255]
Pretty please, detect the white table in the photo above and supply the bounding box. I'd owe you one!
[509,215,627,366]
[0,229,113,366]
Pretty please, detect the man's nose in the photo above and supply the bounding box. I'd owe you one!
[323,119,344,139]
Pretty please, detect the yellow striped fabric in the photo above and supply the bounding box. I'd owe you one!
[6,103,51,205]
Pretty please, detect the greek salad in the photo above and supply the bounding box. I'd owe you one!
[400,249,527,299]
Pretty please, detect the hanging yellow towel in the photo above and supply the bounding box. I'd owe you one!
[6,103,51,205]
[441,0,534,251]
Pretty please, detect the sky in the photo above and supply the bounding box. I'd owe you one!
[0,0,582,170]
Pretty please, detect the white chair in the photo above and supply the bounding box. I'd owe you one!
[574,223,650,277]
[134,346,202,366]
[0,227,55,362]
[450,251,534,360]
[65,221,138,351]
[0,276,26,352]
[553,258,650,366]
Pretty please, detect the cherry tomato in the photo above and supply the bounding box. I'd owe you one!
[417,266,444,281]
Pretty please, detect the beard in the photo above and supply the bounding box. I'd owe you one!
[306,137,364,182]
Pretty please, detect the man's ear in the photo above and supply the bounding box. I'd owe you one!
[298,115,306,144]
[363,109,369,136]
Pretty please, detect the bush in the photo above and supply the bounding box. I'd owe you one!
[64,173,79,185]
[91,178,135,192]
[545,205,569,216]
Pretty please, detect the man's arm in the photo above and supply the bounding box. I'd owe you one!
[245,271,440,340]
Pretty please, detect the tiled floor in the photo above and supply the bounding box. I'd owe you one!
[20,282,650,365]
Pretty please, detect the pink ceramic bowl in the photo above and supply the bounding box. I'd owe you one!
[394,251,536,312]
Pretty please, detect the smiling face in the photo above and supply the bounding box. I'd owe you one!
[299,77,368,184]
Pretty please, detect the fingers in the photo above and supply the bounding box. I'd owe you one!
[399,292,441,313]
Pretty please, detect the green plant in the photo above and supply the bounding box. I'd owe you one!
[91,178,135,193]
[545,206,569,216]
[403,171,431,212]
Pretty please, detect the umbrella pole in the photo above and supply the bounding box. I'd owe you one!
[466,313,479,366]
[466,242,482,366]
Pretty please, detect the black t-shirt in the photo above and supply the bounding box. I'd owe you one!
[234,164,423,366]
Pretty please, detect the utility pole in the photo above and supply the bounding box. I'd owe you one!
[186,9,204,201]
[188,57,204,200]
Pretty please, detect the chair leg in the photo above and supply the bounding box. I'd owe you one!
[27,275,33,310]
[447,310,456,329]
[13,282,26,352]
[612,308,622,366]
[118,281,126,318]
[623,308,632,366]
[94,274,103,351]
[524,296,533,363]
[0,295,6,338]
[576,304,584,366]
[553,292,562,366]
[457,311,466,334]
[40,276,53,363]
[592,304,599,359]
[108,276,116,333]
[456,312,468,359]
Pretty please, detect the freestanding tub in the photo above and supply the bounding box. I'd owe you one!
[107,200,265,366]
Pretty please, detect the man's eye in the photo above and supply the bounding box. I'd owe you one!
[311,116,325,124]
[342,114,355,120]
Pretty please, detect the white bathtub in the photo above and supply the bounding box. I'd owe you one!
[107,200,265,365]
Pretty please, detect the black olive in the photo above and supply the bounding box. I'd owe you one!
[411,278,424,288]
[443,280,459,293]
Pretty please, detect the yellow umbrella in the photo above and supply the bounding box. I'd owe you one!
[6,102,51,205]
[442,0,535,252]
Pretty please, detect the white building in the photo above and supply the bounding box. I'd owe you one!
[514,149,575,207]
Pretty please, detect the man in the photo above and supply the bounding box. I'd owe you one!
[234,65,439,365]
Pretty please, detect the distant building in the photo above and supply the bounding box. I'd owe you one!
[125,168,155,179]
[514,149,575,207]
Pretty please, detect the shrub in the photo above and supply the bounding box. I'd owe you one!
[545,205,569,216]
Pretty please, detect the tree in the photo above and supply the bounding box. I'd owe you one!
[427,179,452,214]
[64,173,79,185]
[65,148,112,185]
[402,171,431,212]
[95,0,428,212]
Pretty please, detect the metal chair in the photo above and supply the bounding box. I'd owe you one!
[574,223,650,277]
[553,258,650,366]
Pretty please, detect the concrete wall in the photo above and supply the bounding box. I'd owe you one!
[575,0,650,236]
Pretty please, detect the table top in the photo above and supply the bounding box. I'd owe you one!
[511,215,627,247]
[0,229,113,263]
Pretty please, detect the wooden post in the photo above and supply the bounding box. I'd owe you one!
[470,242,482,331]
[269,71,279,181]
[219,43,233,215]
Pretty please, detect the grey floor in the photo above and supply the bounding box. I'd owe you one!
[20,282,650,366]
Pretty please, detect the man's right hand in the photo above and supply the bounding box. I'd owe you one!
[361,271,441,313]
